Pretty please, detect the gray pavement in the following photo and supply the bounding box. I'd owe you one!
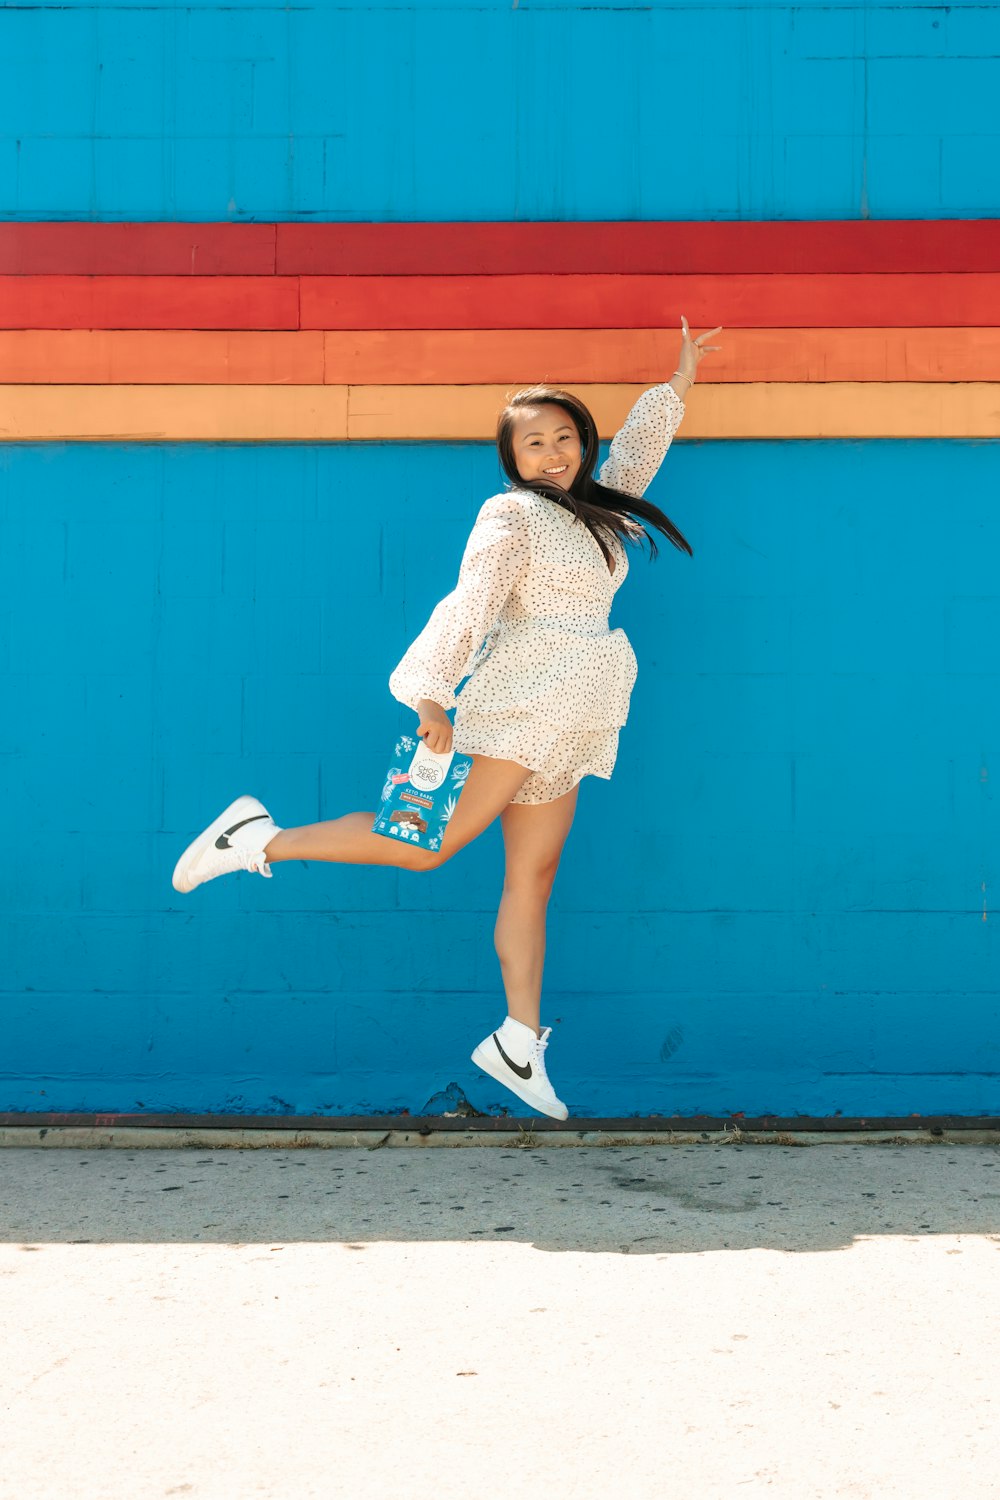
[2,1142,999,1499]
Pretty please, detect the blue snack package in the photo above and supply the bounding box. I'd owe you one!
[372,732,474,852]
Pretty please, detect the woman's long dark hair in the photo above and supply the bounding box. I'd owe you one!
[496,385,693,564]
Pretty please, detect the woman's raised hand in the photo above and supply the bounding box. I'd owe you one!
[416,699,454,755]
[677,314,723,384]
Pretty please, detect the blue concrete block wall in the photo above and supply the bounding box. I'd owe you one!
[3,0,999,1115]
[3,438,999,1116]
[2,0,999,222]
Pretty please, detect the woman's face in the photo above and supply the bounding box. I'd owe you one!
[509,403,583,490]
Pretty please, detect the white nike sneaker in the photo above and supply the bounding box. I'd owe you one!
[471,1016,569,1121]
[171,795,283,894]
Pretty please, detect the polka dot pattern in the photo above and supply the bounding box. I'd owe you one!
[389,382,686,804]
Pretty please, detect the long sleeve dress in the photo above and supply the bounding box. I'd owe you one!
[388,382,686,806]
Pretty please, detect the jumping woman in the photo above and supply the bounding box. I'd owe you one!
[171,315,723,1119]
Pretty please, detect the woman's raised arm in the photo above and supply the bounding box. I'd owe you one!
[598,315,723,499]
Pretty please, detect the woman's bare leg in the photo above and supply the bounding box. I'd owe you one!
[494,784,580,1035]
[263,753,532,871]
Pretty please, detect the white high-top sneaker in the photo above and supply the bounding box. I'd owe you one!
[471,1016,569,1120]
[171,795,283,894]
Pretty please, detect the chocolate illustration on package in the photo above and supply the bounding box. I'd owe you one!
[372,733,474,852]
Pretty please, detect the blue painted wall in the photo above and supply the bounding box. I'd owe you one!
[1,0,998,222]
[3,439,999,1116]
[3,0,999,1116]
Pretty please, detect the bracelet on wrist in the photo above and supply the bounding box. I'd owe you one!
[671,370,694,387]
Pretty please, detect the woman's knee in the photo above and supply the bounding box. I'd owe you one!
[427,836,470,869]
[404,844,451,873]
[438,758,533,854]
[401,830,475,871]
[504,857,561,899]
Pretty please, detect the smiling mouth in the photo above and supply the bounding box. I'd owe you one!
[543,465,569,476]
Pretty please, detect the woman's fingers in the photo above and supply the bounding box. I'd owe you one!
[419,723,453,754]
[679,315,724,366]
[680,315,724,343]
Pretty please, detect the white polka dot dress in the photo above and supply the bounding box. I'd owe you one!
[389,383,686,804]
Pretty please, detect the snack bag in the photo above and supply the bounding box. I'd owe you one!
[372,732,473,852]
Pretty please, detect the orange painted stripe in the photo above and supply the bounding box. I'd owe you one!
[2,327,999,385]
[0,330,325,383]
[1,384,997,441]
[3,219,999,275]
[4,273,999,332]
[326,328,997,384]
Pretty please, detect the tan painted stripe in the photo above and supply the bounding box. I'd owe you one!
[1,384,998,441]
[0,385,347,442]
[2,328,999,385]
[344,384,1000,441]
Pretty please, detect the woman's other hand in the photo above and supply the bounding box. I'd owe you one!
[416,699,454,754]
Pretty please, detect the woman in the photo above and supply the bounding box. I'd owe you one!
[171,315,723,1119]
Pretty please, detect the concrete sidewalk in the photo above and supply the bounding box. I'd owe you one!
[1,1143,998,1499]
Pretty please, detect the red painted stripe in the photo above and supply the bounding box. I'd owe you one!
[0,276,300,330]
[3,272,996,333]
[280,219,1000,275]
[0,220,998,276]
[300,274,1000,331]
[0,223,276,275]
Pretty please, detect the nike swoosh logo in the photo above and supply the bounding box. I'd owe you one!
[215,813,269,850]
[494,1034,532,1080]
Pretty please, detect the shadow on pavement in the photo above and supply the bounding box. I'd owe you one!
[2,1143,1000,1254]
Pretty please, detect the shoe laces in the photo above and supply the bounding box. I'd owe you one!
[530,1026,553,1076]
[242,848,273,879]
[203,843,272,880]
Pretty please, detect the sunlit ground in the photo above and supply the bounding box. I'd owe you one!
[2,1144,998,1499]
